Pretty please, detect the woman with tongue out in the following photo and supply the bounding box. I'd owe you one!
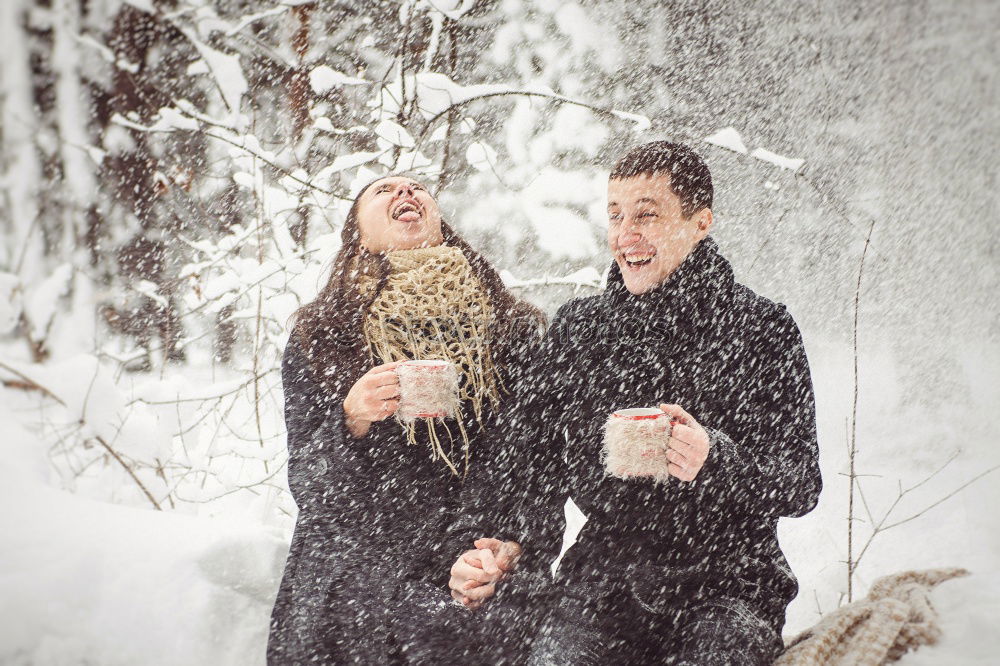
[267,175,544,664]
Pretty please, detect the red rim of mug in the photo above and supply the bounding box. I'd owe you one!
[402,360,450,372]
[611,408,664,421]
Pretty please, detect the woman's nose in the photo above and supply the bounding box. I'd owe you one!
[395,183,414,197]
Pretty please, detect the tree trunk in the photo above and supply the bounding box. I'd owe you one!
[0,0,43,278]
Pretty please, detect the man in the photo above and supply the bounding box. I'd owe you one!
[449,141,822,664]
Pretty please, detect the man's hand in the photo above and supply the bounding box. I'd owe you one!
[448,538,522,610]
[659,403,710,482]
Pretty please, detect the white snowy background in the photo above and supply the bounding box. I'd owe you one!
[1,0,997,664]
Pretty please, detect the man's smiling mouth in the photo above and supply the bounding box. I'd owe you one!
[623,252,655,267]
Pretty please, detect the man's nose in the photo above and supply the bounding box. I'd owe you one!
[619,222,643,244]
[394,183,414,198]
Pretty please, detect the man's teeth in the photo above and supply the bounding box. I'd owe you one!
[625,254,654,265]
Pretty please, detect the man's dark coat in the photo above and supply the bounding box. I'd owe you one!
[499,237,822,629]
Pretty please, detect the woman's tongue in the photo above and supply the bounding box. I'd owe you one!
[397,210,421,223]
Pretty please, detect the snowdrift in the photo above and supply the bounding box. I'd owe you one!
[0,422,288,666]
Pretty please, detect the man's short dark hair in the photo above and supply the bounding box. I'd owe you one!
[610,141,713,219]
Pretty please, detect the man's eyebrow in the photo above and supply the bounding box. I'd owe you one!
[636,197,658,205]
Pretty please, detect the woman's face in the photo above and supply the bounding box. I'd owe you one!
[356,176,444,253]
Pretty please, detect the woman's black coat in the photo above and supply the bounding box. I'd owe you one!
[267,330,516,663]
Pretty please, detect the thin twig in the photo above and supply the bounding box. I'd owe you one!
[902,450,960,495]
[1,359,162,510]
[0,361,67,406]
[880,464,999,532]
[413,90,643,154]
[92,434,162,510]
[252,146,269,473]
[436,19,459,192]
[109,113,351,200]
[847,218,876,602]
[126,369,276,406]
[852,457,993,571]
[174,454,289,504]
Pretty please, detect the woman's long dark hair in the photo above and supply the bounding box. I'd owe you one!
[292,175,546,384]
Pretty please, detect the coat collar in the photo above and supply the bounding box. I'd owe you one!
[601,237,735,348]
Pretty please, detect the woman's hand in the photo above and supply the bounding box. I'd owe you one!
[448,538,522,610]
[342,361,404,438]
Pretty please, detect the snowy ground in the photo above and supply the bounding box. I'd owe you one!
[0,401,287,666]
[1,338,999,664]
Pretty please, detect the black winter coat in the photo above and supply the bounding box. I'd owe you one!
[267,330,519,664]
[496,237,822,625]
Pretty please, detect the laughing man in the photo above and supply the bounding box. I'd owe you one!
[450,141,822,665]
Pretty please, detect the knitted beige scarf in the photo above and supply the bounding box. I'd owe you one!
[777,568,969,665]
[360,245,500,476]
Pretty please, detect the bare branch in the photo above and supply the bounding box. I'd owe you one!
[413,89,645,154]
[902,450,960,495]
[1,360,162,510]
[846,217,876,602]
[126,369,276,406]
[0,360,67,406]
[880,464,999,532]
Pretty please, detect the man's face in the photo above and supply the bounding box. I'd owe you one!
[607,173,713,295]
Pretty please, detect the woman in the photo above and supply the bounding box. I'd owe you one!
[267,175,544,664]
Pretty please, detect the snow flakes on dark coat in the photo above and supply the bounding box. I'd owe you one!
[266,331,520,664]
[495,237,822,631]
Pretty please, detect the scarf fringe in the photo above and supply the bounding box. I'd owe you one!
[360,245,499,476]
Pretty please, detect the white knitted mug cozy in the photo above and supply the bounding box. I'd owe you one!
[396,360,460,422]
[603,407,673,481]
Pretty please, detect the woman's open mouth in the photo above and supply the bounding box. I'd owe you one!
[391,199,423,223]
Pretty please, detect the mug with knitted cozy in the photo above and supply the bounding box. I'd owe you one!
[396,360,460,421]
[603,407,673,481]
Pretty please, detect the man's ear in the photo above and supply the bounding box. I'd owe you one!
[695,208,713,237]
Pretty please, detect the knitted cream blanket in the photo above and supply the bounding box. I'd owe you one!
[776,568,969,666]
[361,245,499,475]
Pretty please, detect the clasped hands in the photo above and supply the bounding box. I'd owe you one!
[448,538,521,610]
